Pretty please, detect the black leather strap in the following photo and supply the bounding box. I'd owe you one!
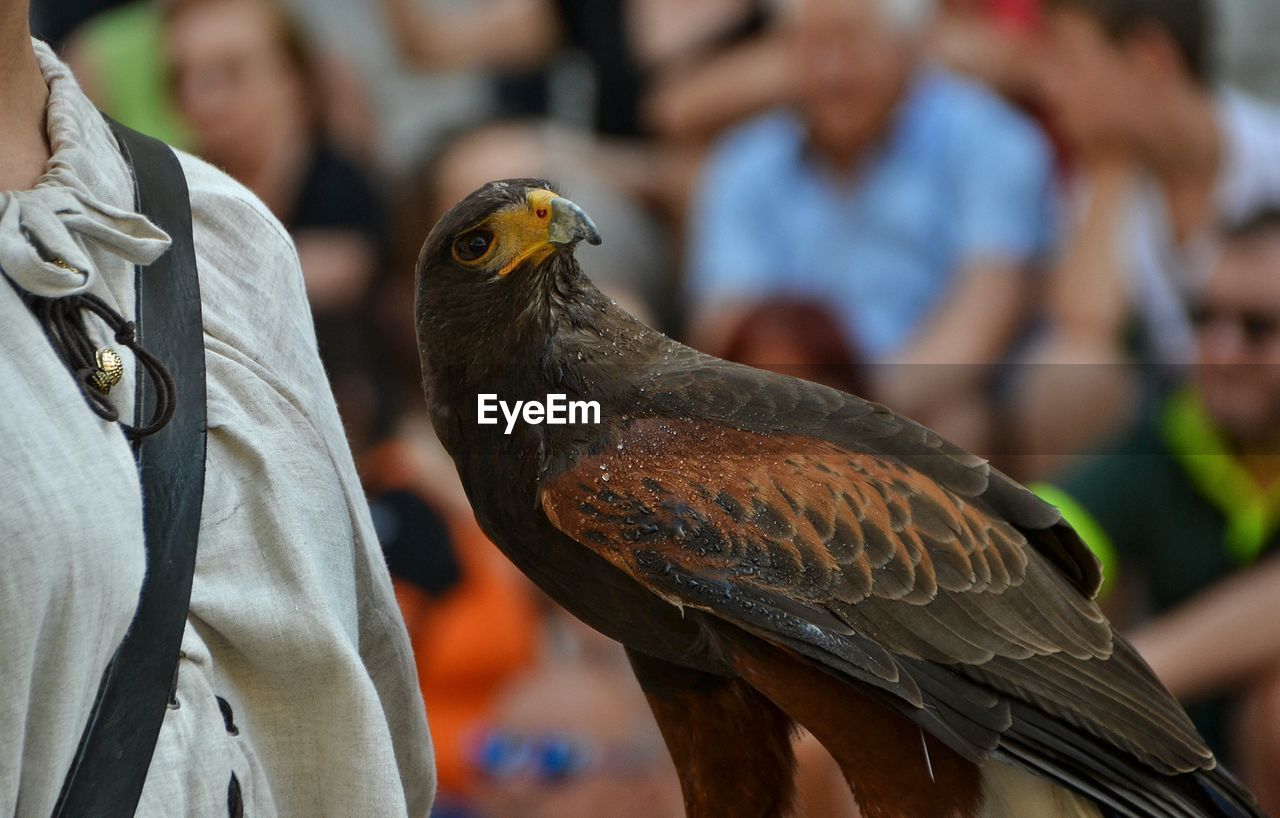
[53,118,207,817]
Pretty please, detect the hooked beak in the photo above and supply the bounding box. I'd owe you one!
[547,196,603,247]
[491,190,604,278]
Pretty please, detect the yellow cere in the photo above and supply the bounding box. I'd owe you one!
[489,188,559,277]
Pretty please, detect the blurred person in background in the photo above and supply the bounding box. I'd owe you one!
[470,655,682,818]
[686,0,1056,453]
[56,0,378,163]
[1036,210,1280,814]
[1018,0,1280,475]
[163,0,386,353]
[375,0,800,230]
[927,0,1080,196]
[718,299,870,397]
[62,0,192,148]
[376,0,786,145]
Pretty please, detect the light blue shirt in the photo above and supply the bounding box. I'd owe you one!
[689,68,1057,360]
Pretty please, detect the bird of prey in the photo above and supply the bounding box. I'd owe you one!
[415,179,1266,818]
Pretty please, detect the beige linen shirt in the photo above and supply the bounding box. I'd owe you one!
[0,41,435,817]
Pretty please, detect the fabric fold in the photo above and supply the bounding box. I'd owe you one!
[0,184,171,299]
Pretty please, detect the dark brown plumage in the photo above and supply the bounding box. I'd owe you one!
[415,179,1266,818]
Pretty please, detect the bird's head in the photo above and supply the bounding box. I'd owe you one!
[418,178,601,289]
[415,179,603,379]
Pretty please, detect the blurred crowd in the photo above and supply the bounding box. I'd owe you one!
[28,0,1280,814]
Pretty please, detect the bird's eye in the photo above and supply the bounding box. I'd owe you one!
[453,230,494,263]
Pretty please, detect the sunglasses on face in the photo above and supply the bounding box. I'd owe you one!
[468,728,657,786]
[1188,303,1280,347]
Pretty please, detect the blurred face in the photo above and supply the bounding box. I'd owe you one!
[790,0,916,167]
[1194,232,1280,447]
[1036,8,1150,152]
[474,667,678,818]
[166,0,307,162]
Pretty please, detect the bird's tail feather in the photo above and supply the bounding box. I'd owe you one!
[1193,764,1271,818]
[979,758,1270,818]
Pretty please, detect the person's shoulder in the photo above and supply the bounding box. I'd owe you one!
[916,67,1010,116]
[917,67,1048,152]
[174,151,316,348]
[698,111,806,205]
[708,110,806,173]
[175,150,306,293]
[176,150,294,251]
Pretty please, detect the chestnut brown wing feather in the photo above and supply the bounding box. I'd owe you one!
[615,352,1102,598]
[539,418,1211,781]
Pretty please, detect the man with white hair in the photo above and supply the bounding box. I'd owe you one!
[688,0,1055,452]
